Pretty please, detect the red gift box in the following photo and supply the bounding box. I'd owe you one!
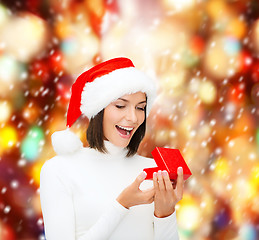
[143,147,192,181]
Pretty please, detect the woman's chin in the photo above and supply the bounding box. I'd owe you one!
[108,137,131,148]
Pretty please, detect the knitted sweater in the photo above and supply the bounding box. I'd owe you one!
[40,141,179,240]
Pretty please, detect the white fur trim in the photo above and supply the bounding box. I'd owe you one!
[51,129,83,155]
[80,67,157,119]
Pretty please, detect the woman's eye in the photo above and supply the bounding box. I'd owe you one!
[116,105,125,109]
[137,106,145,111]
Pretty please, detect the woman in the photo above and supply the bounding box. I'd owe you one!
[40,57,184,240]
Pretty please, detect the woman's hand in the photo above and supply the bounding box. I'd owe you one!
[116,171,154,209]
[153,167,184,218]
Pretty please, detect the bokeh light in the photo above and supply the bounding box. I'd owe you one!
[21,126,45,161]
[0,100,11,123]
[198,80,217,104]
[177,195,201,233]
[0,13,48,62]
[252,19,259,55]
[0,4,9,28]
[162,0,196,12]
[204,35,241,79]
[0,125,18,150]
[0,55,22,83]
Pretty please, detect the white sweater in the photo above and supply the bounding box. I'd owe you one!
[40,141,179,240]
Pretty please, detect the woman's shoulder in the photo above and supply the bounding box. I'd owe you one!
[40,155,69,177]
[40,149,86,183]
[41,147,100,171]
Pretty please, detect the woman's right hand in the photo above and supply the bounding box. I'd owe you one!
[116,171,154,209]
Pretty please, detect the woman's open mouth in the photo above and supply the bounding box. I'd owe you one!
[115,125,134,138]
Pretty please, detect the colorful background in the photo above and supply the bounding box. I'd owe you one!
[0,0,258,239]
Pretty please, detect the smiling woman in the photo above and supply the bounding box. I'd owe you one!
[86,92,147,156]
[40,57,183,240]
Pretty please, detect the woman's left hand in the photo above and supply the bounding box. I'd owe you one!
[153,167,184,218]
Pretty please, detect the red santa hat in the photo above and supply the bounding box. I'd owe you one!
[51,57,157,155]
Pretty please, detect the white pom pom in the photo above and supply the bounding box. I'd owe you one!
[51,129,83,155]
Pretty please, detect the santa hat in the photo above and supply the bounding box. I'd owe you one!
[52,57,157,155]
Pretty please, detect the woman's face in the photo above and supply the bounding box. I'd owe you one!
[103,91,146,148]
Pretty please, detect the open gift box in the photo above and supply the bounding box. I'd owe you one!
[143,147,192,181]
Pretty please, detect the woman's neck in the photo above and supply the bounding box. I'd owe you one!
[103,140,128,156]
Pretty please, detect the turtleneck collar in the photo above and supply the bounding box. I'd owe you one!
[104,140,128,157]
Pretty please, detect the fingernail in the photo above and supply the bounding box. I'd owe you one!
[141,171,147,178]
[178,167,183,174]
[158,170,162,176]
[153,172,157,177]
[162,170,168,176]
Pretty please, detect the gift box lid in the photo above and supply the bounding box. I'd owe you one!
[143,147,192,181]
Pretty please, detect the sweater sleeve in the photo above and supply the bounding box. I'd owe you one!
[153,212,179,240]
[40,159,129,240]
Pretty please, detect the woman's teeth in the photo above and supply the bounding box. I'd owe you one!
[117,126,133,131]
[116,125,133,135]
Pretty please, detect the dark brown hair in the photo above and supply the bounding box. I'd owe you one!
[87,108,146,157]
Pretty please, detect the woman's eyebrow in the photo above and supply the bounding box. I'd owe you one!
[118,98,147,104]
[118,98,128,102]
[138,101,147,104]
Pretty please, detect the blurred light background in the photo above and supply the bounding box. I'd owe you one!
[0,0,258,239]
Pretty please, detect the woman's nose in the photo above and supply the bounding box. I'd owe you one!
[125,107,137,123]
